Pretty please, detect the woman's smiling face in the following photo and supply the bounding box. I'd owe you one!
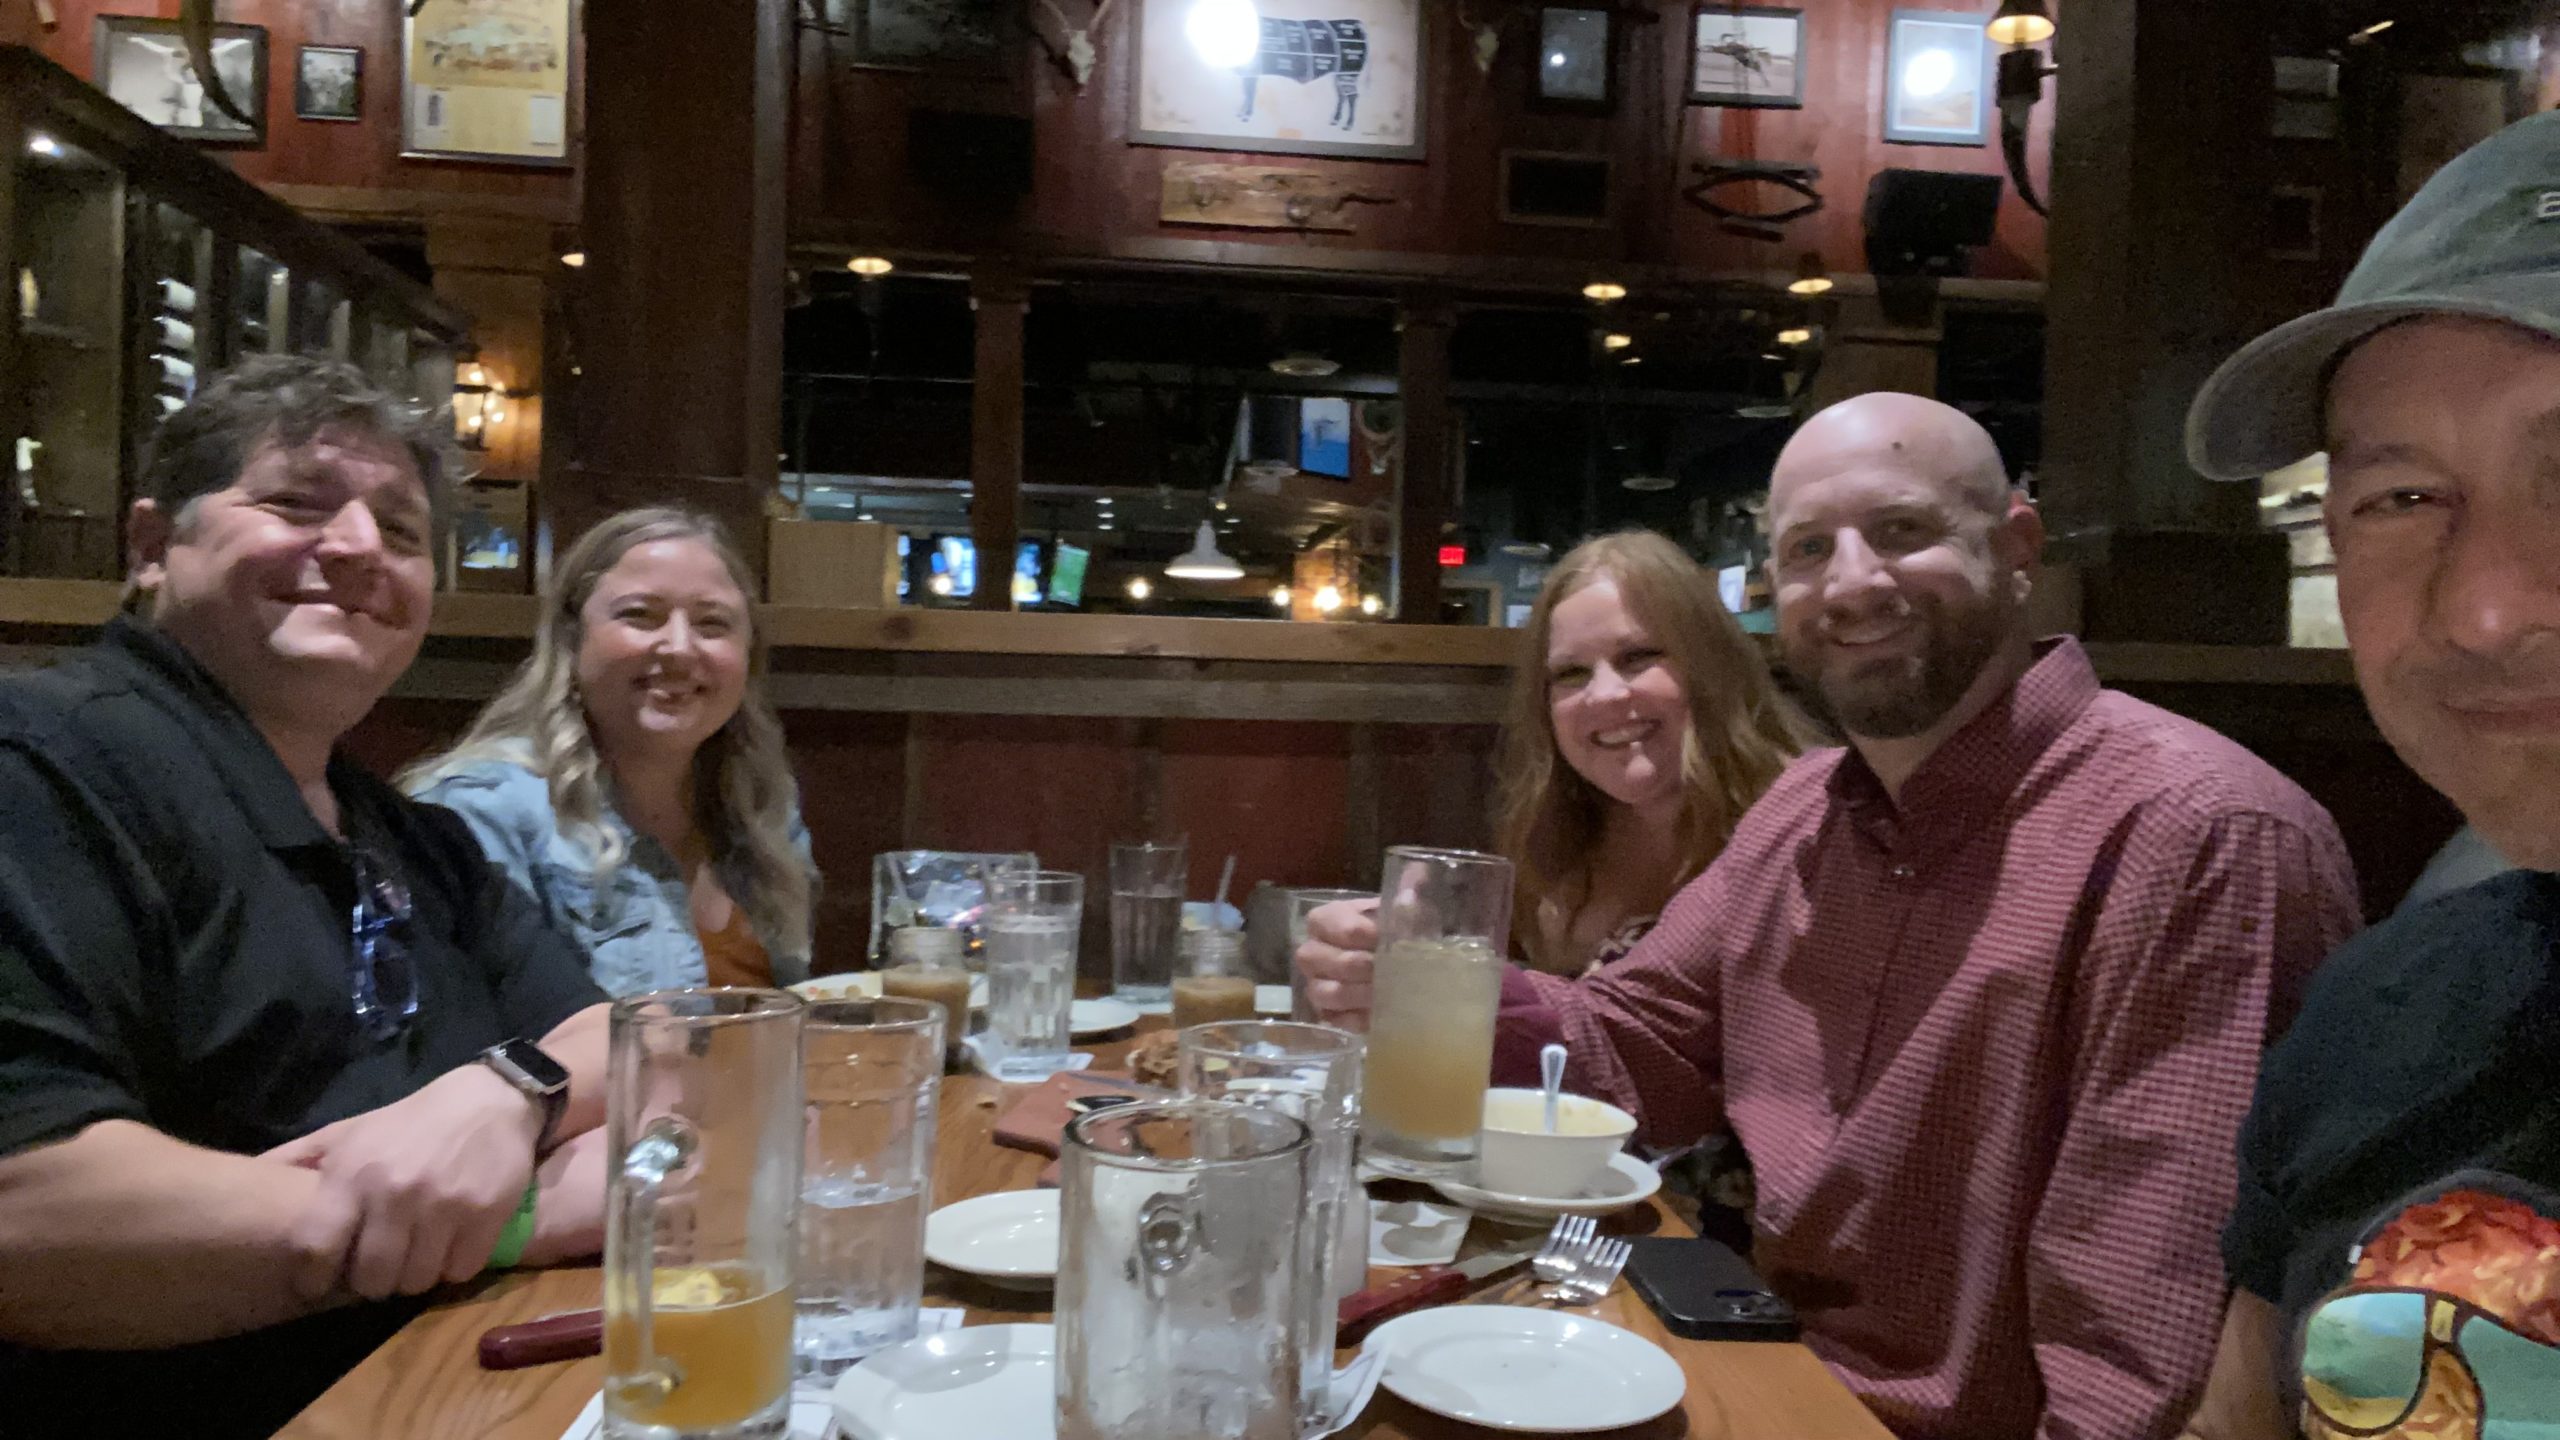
[1545,577,1690,813]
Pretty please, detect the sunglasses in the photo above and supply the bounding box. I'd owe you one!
[346,846,418,1040]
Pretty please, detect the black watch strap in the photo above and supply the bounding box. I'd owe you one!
[479,1038,571,1155]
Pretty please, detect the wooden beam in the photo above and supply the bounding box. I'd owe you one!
[969,269,1031,612]
[1394,292,1455,624]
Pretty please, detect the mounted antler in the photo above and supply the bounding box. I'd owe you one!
[1032,0,1116,91]
[177,0,259,130]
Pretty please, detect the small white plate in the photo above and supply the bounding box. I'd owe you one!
[791,971,989,1010]
[1363,1306,1686,1434]
[924,1190,1059,1288]
[1068,997,1141,1037]
[1427,1150,1663,1221]
[832,1323,1056,1440]
[1254,983,1292,1015]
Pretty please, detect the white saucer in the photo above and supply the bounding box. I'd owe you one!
[1427,1150,1662,1221]
[1255,983,1291,1015]
[923,1190,1058,1288]
[792,971,988,1010]
[832,1323,1056,1440]
[1363,1306,1685,1433]
[1068,997,1141,1037]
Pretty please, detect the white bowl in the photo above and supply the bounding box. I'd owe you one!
[1475,1088,1636,1200]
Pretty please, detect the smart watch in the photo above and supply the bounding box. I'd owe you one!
[478,1038,571,1156]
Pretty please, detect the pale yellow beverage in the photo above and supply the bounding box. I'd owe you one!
[604,1262,793,1432]
[1170,973,1258,1030]
[1364,936,1504,1171]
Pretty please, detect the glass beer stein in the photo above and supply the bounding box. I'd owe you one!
[603,989,805,1440]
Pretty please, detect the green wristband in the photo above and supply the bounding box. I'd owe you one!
[485,1180,540,1271]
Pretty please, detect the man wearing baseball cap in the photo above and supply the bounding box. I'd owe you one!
[2179,114,2560,1438]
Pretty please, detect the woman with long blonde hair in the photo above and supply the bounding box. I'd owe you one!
[1496,529,1807,973]
[404,507,814,991]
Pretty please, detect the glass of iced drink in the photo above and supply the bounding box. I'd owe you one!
[1108,840,1187,1005]
[791,997,944,1379]
[1284,888,1373,1022]
[983,869,1084,1082]
[1361,846,1513,1180]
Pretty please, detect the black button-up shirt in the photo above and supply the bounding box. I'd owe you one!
[0,617,606,1438]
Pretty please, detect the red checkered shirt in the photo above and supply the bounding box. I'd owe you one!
[1492,638,2362,1440]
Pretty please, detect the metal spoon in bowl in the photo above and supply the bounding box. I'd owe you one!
[1540,1042,1567,1133]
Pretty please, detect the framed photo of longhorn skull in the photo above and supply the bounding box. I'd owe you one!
[1130,0,1426,160]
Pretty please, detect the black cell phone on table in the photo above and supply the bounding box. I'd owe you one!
[1625,1235,1800,1341]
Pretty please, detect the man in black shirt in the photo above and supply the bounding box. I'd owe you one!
[0,356,612,1438]
[2177,115,2560,1436]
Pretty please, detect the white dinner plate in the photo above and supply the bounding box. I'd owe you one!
[832,1323,1056,1440]
[1255,983,1291,1015]
[1068,997,1141,1037]
[1362,1305,1686,1433]
[924,1190,1059,1288]
[1427,1150,1663,1221]
[791,971,989,1010]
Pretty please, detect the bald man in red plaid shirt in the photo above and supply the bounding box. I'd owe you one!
[1302,393,2362,1440]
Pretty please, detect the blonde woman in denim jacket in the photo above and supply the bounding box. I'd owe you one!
[405,508,814,992]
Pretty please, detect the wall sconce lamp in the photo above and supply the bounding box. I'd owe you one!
[451,357,529,452]
[1988,0,2056,217]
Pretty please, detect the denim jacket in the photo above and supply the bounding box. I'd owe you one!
[411,755,813,993]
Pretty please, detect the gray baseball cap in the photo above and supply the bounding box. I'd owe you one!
[2186,109,2560,481]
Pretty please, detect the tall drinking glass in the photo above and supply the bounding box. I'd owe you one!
[984,869,1083,1082]
[1362,847,1513,1180]
[603,989,804,1440]
[1108,840,1187,1004]
[1284,888,1373,1022]
[1179,1022,1366,1433]
[1057,1099,1310,1440]
[794,997,944,1379]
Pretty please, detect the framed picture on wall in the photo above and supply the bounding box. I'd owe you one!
[403,0,573,166]
[842,0,1013,75]
[1687,5,1803,109]
[92,16,268,146]
[1883,9,1989,145]
[1532,7,1615,111]
[1131,0,1428,161]
[295,46,363,122]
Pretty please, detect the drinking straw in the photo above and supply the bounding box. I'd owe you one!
[1214,854,1238,930]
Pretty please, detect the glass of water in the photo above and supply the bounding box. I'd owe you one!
[1108,840,1187,1005]
[1284,888,1373,1022]
[795,997,944,1380]
[984,869,1084,1082]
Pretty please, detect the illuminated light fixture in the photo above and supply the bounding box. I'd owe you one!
[1985,0,2055,46]
[1500,540,1551,560]
[1601,333,1633,351]
[1359,594,1383,616]
[1097,496,1114,506]
[856,511,875,522]
[560,250,587,268]
[1270,585,1292,607]
[1776,327,1815,345]
[928,574,954,596]
[1098,521,1116,531]
[1620,355,1643,366]
[1312,584,1344,613]
[2349,18,2394,41]
[27,134,60,158]
[1185,0,1263,67]
[1268,352,1341,378]
[846,255,894,276]
[1621,474,1676,492]
[1164,520,1245,580]
[1786,252,1834,295]
[1903,46,1959,99]
[1214,499,1228,510]
[1581,281,1627,302]
[1126,576,1154,600]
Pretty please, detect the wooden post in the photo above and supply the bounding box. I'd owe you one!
[562,0,787,569]
[1394,291,1455,625]
[970,268,1030,612]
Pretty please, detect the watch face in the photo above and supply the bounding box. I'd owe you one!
[497,1039,570,1092]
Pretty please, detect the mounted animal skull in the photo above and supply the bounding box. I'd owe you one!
[1033,0,1117,90]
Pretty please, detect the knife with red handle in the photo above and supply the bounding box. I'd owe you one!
[479,1309,603,1370]
[1335,1245,1540,1346]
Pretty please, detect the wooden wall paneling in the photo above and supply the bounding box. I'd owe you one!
[1158,718,1355,898]
[1393,291,1453,622]
[968,267,1028,611]
[780,707,911,969]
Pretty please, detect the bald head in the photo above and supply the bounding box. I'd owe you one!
[1772,392,2011,517]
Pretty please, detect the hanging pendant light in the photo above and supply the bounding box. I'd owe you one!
[1986,0,2055,47]
[1164,520,1244,580]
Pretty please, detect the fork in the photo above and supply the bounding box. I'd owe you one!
[1528,1214,1594,1294]
[1553,1236,1632,1307]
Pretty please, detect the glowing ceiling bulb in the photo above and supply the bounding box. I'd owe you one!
[847,255,893,276]
[1601,333,1633,351]
[560,251,587,268]
[1903,48,1957,99]
[465,364,486,386]
[1185,0,1263,68]
[1313,584,1343,613]
[1359,593,1383,616]
[1126,576,1154,600]
[1581,281,1627,302]
[928,574,954,596]
[1270,585,1292,607]
[1777,327,1814,345]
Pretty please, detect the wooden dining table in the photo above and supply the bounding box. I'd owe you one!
[273,1020,1889,1440]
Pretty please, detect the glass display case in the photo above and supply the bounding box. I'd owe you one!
[0,46,469,580]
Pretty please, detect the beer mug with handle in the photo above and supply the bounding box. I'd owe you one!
[604,989,805,1440]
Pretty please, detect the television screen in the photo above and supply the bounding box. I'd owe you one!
[1047,542,1090,607]
[1013,540,1043,606]
[935,536,977,598]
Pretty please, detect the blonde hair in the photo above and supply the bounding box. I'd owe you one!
[1495,530,1807,972]
[403,507,812,962]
